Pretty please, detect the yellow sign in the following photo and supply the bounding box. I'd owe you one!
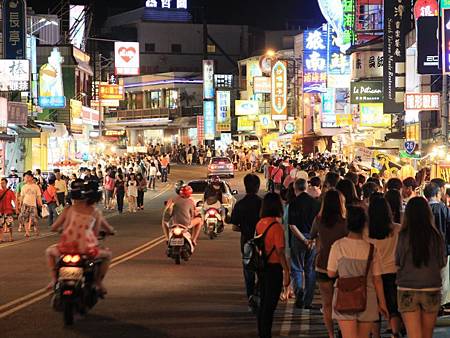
[271,60,287,120]
[259,114,277,129]
[336,113,353,126]
[217,123,231,132]
[360,103,391,128]
[70,99,82,125]
[237,116,254,131]
[405,123,420,142]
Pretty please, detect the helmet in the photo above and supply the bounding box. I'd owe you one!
[175,180,185,195]
[71,179,102,204]
[210,175,221,185]
[179,185,193,198]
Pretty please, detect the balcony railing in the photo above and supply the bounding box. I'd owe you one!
[108,106,203,121]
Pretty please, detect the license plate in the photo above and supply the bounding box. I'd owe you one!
[207,219,217,225]
[59,267,83,280]
[170,238,184,246]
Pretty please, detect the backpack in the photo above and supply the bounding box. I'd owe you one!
[243,222,277,273]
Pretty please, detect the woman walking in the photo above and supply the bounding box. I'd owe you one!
[256,193,290,338]
[126,173,138,213]
[328,206,388,338]
[396,197,446,338]
[136,173,147,210]
[367,195,402,338]
[114,174,125,214]
[148,162,157,190]
[310,189,348,338]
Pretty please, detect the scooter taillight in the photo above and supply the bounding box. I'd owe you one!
[173,228,183,236]
[62,254,81,264]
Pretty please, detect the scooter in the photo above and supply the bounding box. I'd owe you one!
[52,231,111,326]
[167,224,194,265]
[203,208,224,239]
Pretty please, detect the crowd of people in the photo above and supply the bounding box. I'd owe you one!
[0,153,172,242]
[231,154,450,338]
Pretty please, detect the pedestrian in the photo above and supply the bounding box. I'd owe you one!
[0,178,16,242]
[423,182,450,307]
[148,162,157,190]
[401,177,418,206]
[288,178,320,309]
[367,195,402,338]
[160,155,169,183]
[307,176,322,199]
[336,179,360,207]
[114,174,125,214]
[309,189,348,338]
[361,182,379,207]
[230,174,262,312]
[396,197,446,338]
[18,171,43,237]
[270,163,284,194]
[136,173,147,210]
[256,192,290,338]
[126,173,138,212]
[328,206,389,338]
[54,169,67,206]
[43,178,60,227]
[103,169,115,210]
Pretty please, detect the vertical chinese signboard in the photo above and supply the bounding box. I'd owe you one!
[384,0,409,113]
[2,0,27,59]
[303,27,328,93]
[327,26,351,88]
[442,8,450,73]
[342,0,356,48]
[216,90,231,131]
[203,60,214,99]
[203,101,215,140]
[271,60,287,120]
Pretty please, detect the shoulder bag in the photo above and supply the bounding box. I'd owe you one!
[334,243,374,314]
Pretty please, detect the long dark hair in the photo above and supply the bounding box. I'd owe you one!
[261,192,283,218]
[368,195,393,240]
[402,197,444,268]
[318,189,346,228]
[336,179,359,206]
[384,189,402,224]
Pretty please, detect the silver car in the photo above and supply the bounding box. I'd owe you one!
[207,157,234,178]
[187,180,238,215]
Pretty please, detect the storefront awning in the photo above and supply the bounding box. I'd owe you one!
[7,125,40,138]
[32,121,56,133]
[171,117,197,128]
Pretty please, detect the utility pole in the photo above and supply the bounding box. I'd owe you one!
[443,74,449,147]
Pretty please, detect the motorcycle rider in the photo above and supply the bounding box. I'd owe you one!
[201,189,226,232]
[46,179,115,294]
[162,181,202,245]
[204,176,223,203]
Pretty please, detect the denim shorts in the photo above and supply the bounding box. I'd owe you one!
[397,289,441,313]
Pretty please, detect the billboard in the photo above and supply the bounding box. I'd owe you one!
[99,84,125,100]
[3,0,26,59]
[303,27,328,93]
[327,26,351,88]
[38,47,66,109]
[271,60,288,119]
[202,60,214,99]
[114,42,140,76]
[236,100,259,116]
[0,60,29,91]
[360,103,391,128]
[253,76,271,94]
[384,0,409,113]
[69,5,85,50]
[216,90,231,131]
[7,101,27,125]
[321,88,337,128]
[237,116,254,131]
[350,81,383,104]
[203,100,215,140]
[417,16,439,74]
[351,51,384,80]
[404,92,440,111]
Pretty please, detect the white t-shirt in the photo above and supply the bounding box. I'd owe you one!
[21,183,41,208]
[366,223,401,275]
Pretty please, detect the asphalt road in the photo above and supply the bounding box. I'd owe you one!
[1,165,449,338]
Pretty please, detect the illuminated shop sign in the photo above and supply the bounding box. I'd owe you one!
[146,0,187,9]
[303,27,327,93]
[236,100,259,116]
[271,60,288,120]
[321,88,337,128]
[38,47,66,109]
[351,51,383,80]
[237,116,254,131]
[214,74,233,88]
[327,26,350,88]
[216,91,231,131]
[360,103,391,128]
[0,60,30,91]
[99,84,125,100]
[3,0,26,59]
[417,16,439,75]
[114,42,140,76]
[203,60,214,99]
[203,100,215,140]
[442,8,450,74]
[404,92,440,111]
[350,81,383,104]
[253,76,271,94]
[414,0,438,19]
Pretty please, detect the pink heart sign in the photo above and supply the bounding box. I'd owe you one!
[118,47,136,63]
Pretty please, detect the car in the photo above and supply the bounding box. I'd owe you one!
[207,157,234,178]
[187,179,238,216]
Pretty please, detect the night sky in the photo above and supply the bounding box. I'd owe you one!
[28,0,325,30]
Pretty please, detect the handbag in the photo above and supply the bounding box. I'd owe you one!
[55,205,64,215]
[334,243,374,314]
[41,204,49,218]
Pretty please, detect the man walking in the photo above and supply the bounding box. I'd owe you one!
[54,169,67,206]
[18,171,43,237]
[230,174,262,312]
[288,178,320,309]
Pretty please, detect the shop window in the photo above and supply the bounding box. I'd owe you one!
[135,92,144,109]
[207,44,216,53]
[150,91,162,109]
[165,89,178,109]
[171,44,182,54]
[145,43,155,52]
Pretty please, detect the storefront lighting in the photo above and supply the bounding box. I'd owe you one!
[124,79,203,89]
[110,146,117,152]
[266,49,276,57]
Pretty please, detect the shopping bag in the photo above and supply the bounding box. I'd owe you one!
[41,205,49,218]
[56,205,64,215]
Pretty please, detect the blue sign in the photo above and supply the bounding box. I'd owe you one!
[38,96,66,109]
[2,0,26,59]
[327,26,351,76]
[303,25,328,93]
[404,141,416,155]
[203,100,215,140]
